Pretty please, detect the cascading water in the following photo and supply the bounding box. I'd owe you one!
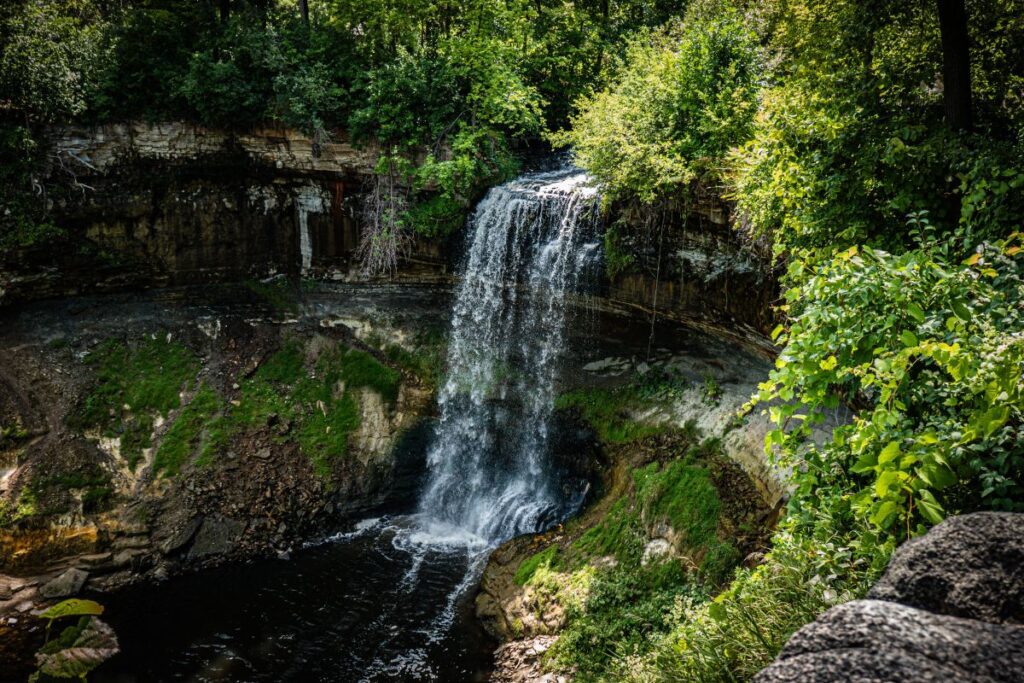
[92,166,603,683]
[419,166,602,542]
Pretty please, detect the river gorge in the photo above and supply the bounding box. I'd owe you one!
[0,150,784,681]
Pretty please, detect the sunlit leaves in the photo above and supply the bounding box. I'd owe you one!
[754,232,1024,539]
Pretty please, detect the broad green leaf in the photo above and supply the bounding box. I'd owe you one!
[39,599,104,622]
[875,469,900,497]
[900,331,918,348]
[870,501,898,527]
[877,441,901,465]
[36,617,119,679]
[916,490,945,525]
[906,303,925,322]
[952,300,972,321]
[850,451,877,474]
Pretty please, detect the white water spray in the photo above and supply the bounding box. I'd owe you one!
[418,167,601,543]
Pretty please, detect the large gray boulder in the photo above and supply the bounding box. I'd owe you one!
[756,512,1024,683]
[39,568,89,599]
[755,599,1024,683]
[868,512,1024,624]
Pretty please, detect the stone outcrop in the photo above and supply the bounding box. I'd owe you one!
[1,123,451,307]
[0,288,438,620]
[3,122,776,343]
[867,511,1024,624]
[602,194,778,339]
[756,512,1024,682]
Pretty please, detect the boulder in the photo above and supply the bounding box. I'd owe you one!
[755,599,1024,683]
[187,516,245,559]
[868,512,1024,624]
[39,568,89,599]
[756,513,1024,683]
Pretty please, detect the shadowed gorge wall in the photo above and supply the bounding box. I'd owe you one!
[1,122,775,338]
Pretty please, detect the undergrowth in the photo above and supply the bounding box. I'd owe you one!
[514,427,746,681]
[72,335,198,469]
[71,334,402,480]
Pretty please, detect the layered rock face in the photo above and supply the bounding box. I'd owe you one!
[2,123,775,341]
[756,512,1024,682]
[0,288,441,622]
[0,123,449,306]
[601,194,778,339]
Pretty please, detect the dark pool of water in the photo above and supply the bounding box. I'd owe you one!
[90,517,496,683]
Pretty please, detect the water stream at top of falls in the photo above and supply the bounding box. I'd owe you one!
[418,166,602,543]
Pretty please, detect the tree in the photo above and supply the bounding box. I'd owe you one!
[935,0,973,131]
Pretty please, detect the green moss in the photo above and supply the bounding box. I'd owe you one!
[254,343,306,385]
[153,383,224,477]
[222,340,401,478]
[336,349,401,406]
[297,391,361,478]
[571,498,639,561]
[634,460,720,552]
[556,387,664,444]
[72,336,199,469]
[515,544,560,585]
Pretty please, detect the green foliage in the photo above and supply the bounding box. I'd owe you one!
[72,336,199,469]
[0,0,110,122]
[39,599,103,623]
[730,0,1024,258]
[559,6,760,203]
[620,519,890,683]
[603,222,637,278]
[556,386,666,444]
[516,430,746,681]
[153,384,225,477]
[551,560,707,681]
[31,599,118,682]
[752,234,1024,537]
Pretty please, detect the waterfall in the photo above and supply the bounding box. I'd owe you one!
[418,167,601,543]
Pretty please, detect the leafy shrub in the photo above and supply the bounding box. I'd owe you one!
[559,7,759,203]
[753,233,1024,537]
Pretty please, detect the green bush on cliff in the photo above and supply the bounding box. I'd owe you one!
[556,4,759,204]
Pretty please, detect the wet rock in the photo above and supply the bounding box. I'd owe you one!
[755,600,1024,683]
[159,516,202,555]
[39,568,88,599]
[491,635,564,683]
[867,512,1024,624]
[188,516,245,559]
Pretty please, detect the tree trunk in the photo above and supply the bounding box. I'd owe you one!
[935,0,973,132]
[218,0,230,24]
[299,0,309,28]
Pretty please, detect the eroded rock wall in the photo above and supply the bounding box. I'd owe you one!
[0,123,450,306]
[602,193,778,340]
